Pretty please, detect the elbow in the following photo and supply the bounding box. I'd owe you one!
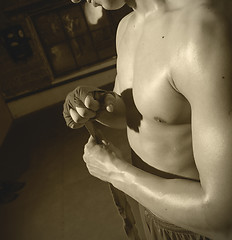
[202,196,232,240]
[208,229,232,240]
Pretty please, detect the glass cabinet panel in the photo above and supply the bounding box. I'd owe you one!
[32,3,131,77]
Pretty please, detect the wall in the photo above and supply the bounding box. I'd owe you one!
[8,66,116,119]
[0,94,12,146]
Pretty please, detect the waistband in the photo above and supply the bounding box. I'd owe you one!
[131,149,200,182]
[142,206,196,235]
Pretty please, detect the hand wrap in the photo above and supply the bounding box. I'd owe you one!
[63,85,116,128]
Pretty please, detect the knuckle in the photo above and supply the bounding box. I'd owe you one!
[75,99,85,107]
[69,109,78,123]
[65,117,84,129]
[85,96,99,111]
[78,116,88,124]
[63,110,68,118]
[84,144,88,153]
[82,110,90,118]
[67,120,75,128]
[77,107,96,119]
[75,86,95,102]
[83,155,87,163]
[76,107,88,118]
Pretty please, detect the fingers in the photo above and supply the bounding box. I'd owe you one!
[74,93,100,112]
[71,94,99,123]
[63,102,77,129]
[75,86,100,106]
[84,95,100,111]
[63,86,117,129]
[75,106,96,119]
[63,86,102,128]
[64,101,96,129]
[85,135,111,151]
[70,109,89,124]
[63,110,85,129]
[70,108,95,127]
[86,135,96,146]
[85,135,106,151]
[83,136,97,162]
[69,108,79,123]
[75,94,100,119]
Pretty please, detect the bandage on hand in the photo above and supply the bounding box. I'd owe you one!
[63,86,116,129]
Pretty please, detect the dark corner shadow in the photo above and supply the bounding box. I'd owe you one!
[121,88,143,133]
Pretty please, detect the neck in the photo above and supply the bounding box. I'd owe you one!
[126,0,167,16]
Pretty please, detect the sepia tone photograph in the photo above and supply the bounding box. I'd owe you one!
[0,0,232,240]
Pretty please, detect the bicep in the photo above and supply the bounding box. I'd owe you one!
[190,84,232,227]
[191,103,232,198]
[175,19,232,204]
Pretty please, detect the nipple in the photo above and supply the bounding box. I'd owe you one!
[154,117,166,123]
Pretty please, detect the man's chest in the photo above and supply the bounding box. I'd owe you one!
[117,16,191,124]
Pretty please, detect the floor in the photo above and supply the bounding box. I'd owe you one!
[0,101,130,240]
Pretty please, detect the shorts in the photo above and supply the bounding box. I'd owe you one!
[139,205,211,240]
[110,150,211,240]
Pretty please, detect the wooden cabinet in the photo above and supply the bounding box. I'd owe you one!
[32,3,131,77]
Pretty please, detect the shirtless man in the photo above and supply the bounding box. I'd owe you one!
[63,0,232,239]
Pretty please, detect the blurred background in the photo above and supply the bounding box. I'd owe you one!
[0,0,138,239]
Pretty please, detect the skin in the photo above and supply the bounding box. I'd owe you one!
[68,0,232,239]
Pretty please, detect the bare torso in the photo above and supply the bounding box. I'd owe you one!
[115,0,228,180]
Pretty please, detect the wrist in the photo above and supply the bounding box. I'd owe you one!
[110,158,134,190]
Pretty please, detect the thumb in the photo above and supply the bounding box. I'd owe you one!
[104,93,116,112]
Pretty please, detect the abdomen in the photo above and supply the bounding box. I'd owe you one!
[127,120,200,181]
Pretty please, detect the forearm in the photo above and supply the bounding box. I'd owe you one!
[110,161,228,239]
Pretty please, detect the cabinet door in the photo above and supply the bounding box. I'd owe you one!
[0,94,12,146]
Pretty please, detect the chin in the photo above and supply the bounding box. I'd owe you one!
[102,1,126,10]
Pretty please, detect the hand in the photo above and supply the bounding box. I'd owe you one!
[83,136,127,183]
[63,86,116,129]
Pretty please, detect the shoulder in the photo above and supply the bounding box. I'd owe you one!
[116,12,134,50]
[117,11,134,32]
[172,3,232,98]
[190,3,232,68]
[185,3,232,46]
[171,2,232,68]
[176,3,232,66]
[187,6,232,68]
